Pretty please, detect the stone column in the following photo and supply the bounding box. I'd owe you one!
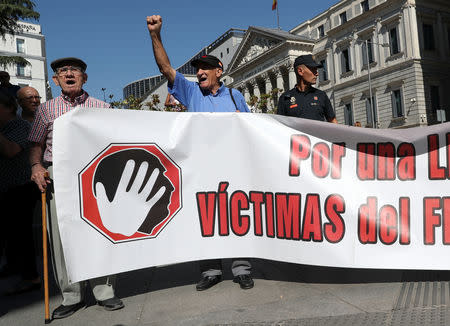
[349,33,357,76]
[276,70,284,92]
[262,73,272,111]
[253,80,260,98]
[406,3,420,59]
[327,45,334,83]
[288,66,297,90]
[375,18,385,65]
[243,87,250,102]
[332,40,340,83]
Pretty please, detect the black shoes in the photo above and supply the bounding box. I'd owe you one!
[233,274,254,290]
[97,296,125,311]
[52,297,124,319]
[52,301,86,319]
[196,275,222,291]
[196,274,254,290]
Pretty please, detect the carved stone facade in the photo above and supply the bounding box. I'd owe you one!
[226,26,314,112]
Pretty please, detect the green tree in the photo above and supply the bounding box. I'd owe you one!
[110,95,143,110]
[144,94,161,111]
[0,0,40,68]
[111,94,188,112]
[246,89,283,114]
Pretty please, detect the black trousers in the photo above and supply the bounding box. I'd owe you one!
[1,182,40,280]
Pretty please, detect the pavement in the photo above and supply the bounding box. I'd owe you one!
[2,257,450,326]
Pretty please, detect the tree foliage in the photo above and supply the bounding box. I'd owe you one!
[0,54,28,68]
[144,94,161,111]
[111,95,144,110]
[246,88,283,114]
[0,1,39,67]
[111,94,188,112]
[0,0,39,36]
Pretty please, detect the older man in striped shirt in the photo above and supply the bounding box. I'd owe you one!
[28,57,124,320]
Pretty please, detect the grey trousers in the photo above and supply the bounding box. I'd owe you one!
[47,166,116,305]
[200,259,252,277]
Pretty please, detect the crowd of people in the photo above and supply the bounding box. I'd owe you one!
[1,14,349,321]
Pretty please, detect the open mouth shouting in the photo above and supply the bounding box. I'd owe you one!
[197,74,211,89]
[198,76,208,85]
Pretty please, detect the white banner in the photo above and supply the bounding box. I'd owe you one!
[53,108,449,283]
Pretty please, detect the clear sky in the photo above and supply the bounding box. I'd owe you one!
[35,0,338,102]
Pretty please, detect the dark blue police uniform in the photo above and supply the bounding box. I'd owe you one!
[276,86,335,122]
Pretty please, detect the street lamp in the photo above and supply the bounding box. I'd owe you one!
[101,88,106,102]
[363,40,389,128]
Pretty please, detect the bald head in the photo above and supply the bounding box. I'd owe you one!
[17,86,41,116]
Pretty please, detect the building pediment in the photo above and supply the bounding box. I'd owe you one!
[238,35,281,66]
[228,26,313,74]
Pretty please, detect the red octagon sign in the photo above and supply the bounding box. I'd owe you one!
[79,143,182,243]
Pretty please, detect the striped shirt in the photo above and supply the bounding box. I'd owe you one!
[28,91,109,163]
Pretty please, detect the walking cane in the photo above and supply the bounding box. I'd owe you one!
[41,172,51,324]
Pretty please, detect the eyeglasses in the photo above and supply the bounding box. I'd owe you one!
[56,66,83,75]
[25,96,41,100]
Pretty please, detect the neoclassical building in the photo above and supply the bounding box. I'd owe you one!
[226,26,315,111]
[0,22,50,101]
[227,0,450,127]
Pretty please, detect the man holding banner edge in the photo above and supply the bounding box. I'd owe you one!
[147,14,254,291]
[28,57,124,319]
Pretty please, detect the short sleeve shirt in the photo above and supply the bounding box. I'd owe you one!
[168,72,249,113]
[0,118,31,192]
[28,91,110,163]
[276,86,335,122]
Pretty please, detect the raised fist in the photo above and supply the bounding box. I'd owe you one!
[147,15,162,34]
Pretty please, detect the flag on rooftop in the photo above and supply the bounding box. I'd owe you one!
[272,0,277,11]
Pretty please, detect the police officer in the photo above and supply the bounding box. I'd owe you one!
[277,55,337,123]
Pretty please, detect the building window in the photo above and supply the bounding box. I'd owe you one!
[391,89,404,118]
[430,85,440,113]
[16,39,25,53]
[389,27,400,55]
[430,85,448,122]
[339,12,347,24]
[318,25,325,38]
[341,48,351,73]
[344,103,353,126]
[220,52,223,58]
[361,0,369,13]
[227,48,229,54]
[361,40,374,66]
[423,24,435,50]
[16,63,26,76]
[319,59,328,81]
[366,96,377,126]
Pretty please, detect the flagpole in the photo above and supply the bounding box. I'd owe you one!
[276,2,280,29]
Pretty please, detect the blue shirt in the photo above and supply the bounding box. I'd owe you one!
[168,72,249,113]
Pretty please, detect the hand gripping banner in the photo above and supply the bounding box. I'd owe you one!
[53,108,449,283]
